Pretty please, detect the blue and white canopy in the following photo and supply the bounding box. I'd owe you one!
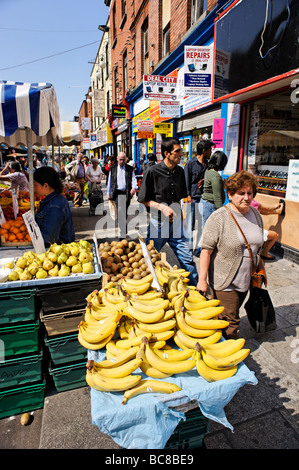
[0,80,62,146]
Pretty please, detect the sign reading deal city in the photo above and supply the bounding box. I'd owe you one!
[143,74,177,101]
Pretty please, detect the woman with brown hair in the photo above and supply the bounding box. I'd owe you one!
[196,170,264,338]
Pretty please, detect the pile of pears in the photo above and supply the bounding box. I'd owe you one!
[7,240,94,282]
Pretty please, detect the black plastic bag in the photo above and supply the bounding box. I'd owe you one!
[244,287,277,333]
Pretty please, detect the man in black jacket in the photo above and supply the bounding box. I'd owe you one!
[107,152,138,237]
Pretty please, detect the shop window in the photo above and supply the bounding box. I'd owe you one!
[247,90,299,199]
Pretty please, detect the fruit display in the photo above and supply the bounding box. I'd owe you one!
[0,190,40,221]
[4,240,95,282]
[78,262,251,403]
[98,239,162,282]
[0,217,31,243]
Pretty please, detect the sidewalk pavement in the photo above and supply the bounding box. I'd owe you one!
[1,189,299,450]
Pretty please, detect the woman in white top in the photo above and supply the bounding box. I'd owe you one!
[85,158,103,191]
[0,161,29,192]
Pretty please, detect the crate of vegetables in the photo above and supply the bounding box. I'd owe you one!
[0,217,32,246]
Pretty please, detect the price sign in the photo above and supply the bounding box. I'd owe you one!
[0,206,6,226]
[11,189,19,220]
[137,233,162,291]
[22,211,45,254]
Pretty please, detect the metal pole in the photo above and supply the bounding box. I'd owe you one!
[26,127,35,216]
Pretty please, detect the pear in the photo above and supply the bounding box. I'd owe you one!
[48,265,59,277]
[78,250,91,263]
[71,263,82,274]
[14,267,24,275]
[58,264,70,277]
[57,252,68,265]
[61,244,70,256]
[43,257,54,271]
[19,268,32,281]
[50,244,64,256]
[23,251,36,264]
[47,251,57,263]
[4,260,14,269]
[28,261,39,276]
[8,270,19,281]
[36,253,46,263]
[36,268,48,279]
[82,262,94,275]
[70,245,80,257]
[80,240,92,252]
[66,255,77,267]
[16,257,28,269]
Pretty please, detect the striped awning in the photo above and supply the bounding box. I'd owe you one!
[61,121,82,145]
[0,80,62,146]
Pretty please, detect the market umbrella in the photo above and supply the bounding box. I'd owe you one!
[0,80,63,214]
[61,121,82,146]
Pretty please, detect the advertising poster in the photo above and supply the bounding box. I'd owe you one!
[286,160,299,202]
[184,45,213,98]
[143,74,177,101]
[213,118,225,149]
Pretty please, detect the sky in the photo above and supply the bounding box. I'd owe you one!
[0,0,109,121]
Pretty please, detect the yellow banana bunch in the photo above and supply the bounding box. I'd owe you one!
[134,318,176,334]
[86,368,142,392]
[194,344,238,382]
[202,338,246,357]
[154,347,194,361]
[173,329,223,350]
[0,197,12,206]
[125,303,165,323]
[176,311,216,338]
[101,288,127,306]
[79,310,123,344]
[134,324,175,342]
[122,379,182,404]
[115,332,152,349]
[130,290,163,301]
[96,346,140,368]
[184,305,224,320]
[93,357,142,378]
[183,296,220,311]
[78,331,114,350]
[144,337,196,375]
[129,297,169,313]
[183,311,229,330]
[18,198,31,209]
[201,346,250,370]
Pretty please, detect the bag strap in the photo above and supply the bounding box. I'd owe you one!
[225,205,256,274]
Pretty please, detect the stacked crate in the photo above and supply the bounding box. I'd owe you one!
[37,280,99,393]
[0,289,45,419]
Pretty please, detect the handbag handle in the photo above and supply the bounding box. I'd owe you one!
[225,205,256,274]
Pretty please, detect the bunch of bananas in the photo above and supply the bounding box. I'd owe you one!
[194,341,250,382]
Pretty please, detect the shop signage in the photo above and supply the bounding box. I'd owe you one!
[137,131,155,139]
[286,160,299,202]
[132,108,150,133]
[137,120,153,132]
[184,45,213,98]
[93,89,105,117]
[83,138,91,150]
[213,118,225,149]
[143,74,177,101]
[112,105,126,118]
[90,133,97,142]
[159,101,180,118]
[81,117,91,131]
[153,122,173,136]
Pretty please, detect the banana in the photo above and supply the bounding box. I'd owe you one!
[155,266,169,286]
[80,310,123,340]
[97,346,140,368]
[194,347,238,382]
[140,359,173,379]
[149,340,167,349]
[118,321,130,339]
[134,324,174,342]
[115,333,152,349]
[126,304,165,323]
[202,338,246,357]
[184,305,224,320]
[162,309,175,321]
[106,340,125,356]
[120,280,152,295]
[131,290,163,301]
[154,347,194,361]
[183,312,229,330]
[84,306,101,325]
[185,289,206,303]
[144,338,196,375]
[177,276,189,292]
[86,368,142,392]
[172,291,187,313]
[101,290,126,305]
[135,318,176,333]
[168,276,180,293]
[130,298,170,313]
[121,273,153,286]
[173,332,190,350]
[201,348,250,370]
[122,379,182,404]
[184,298,221,311]
[78,331,114,350]
[160,266,190,278]
[176,311,216,338]
[86,289,100,302]
[173,329,223,350]
[93,357,142,378]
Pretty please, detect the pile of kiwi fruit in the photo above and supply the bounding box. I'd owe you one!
[98,239,162,282]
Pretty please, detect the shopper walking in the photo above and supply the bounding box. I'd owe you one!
[184,139,214,257]
[107,152,138,238]
[65,153,86,207]
[201,150,228,225]
[138,137,198,286]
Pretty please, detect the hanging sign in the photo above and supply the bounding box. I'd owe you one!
[184,45,213,98]
[143,74,177,101]
[159,101,180,118]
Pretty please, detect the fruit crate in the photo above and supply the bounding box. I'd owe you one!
[40,308,85,337]
[0,288,36,325]
[35,279,100,314]
[0,350,43,390]
[48,360,87,392]
[44,331,87,365]
[0,319,40,357]
[0,379,46,419]
[164,407,209,449]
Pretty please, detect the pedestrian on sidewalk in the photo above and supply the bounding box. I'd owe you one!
[184,139,214,257]
[65,153,86,207]
[138,137,198,286]
[197,170,264,338]
[201,150,228,225]
[107,152,138,238]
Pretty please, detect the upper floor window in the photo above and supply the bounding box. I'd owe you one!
[163,22,170,57]
[191,0,208,26]
[123,50,128,93]
[142,17,149,74]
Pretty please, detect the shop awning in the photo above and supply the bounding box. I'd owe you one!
[61,121,82,146]
[0,80,63,213]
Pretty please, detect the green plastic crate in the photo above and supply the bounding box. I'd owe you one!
[48,361,87,392]
[165,407,209,449]
[0,380,46,419]
[0,320,40,357]
[0,289,36,325]
[0,350,43,390]
[44,332,87,365]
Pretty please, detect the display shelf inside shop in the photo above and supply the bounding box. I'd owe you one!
[0,349,44,390]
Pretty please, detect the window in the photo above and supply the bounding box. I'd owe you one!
[142,18,149,74]
[123,50,128,93]
[191,0,208,26]
[112,3,117,48]
[105,42,109,78]
[106,90,110,117]
[163,23,170,57]
[114,67,119,103]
